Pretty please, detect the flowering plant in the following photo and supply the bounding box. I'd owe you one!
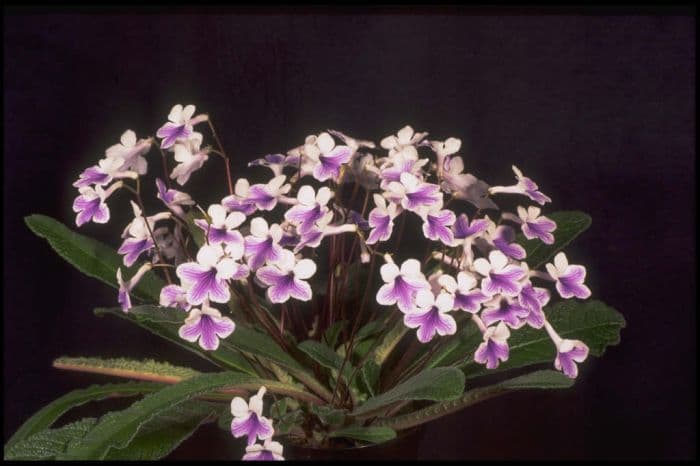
[6,106,624,460]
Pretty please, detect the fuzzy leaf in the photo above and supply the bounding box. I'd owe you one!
[375,370,574,430]
[24,214,164,301]
[4,418,98,460]
[353,367,465,417]
[329,425,397,444]
[299,340,353,380]
[322,320,347,349]
[460,300,625,378]
[311,405,346,427]
[515,210,592,269]
[53,356,201,383]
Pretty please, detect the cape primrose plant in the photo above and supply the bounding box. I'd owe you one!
[6,105,625,460]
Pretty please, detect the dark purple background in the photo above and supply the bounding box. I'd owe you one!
[3,10,696,459]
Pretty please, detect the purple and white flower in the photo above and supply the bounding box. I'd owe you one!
[194,204,245,246]
[105,130,153,175]
[170,137,209,186]
[116,264,152,313]
[517,206,556,244]
[421,206,456,245]
[403,289,457,343]
[178,302,235,351]
[544,321,589,378]
[73,156,134,188]
[473,250,526,297]
[380,125,428,158]
[159,283,191,312]
[486,224,526,260]
[243,439,285,461]
[545,252,592,299]
[245,175,292,211]
[176,244,243,305]
[376,257,430,313]
[438,272,489,313]
[222,179,258,216]
[305,132,353,182]
[283,185,332,235]
[156,178,194,216]
[473,318,511,369]
[489,165,551,205]
[518,282,550,328]
[255,250,316,303]
[366,194,400,245]
[230,386,275,446]
[385,172,442,213]
[480,296,530,328]
[425,137,461,178]
[118,202,170,267]
[156,104,208,149]
[72,182,122,227]
[248,153,289,177]
[379,153,429,188]
[244,217,284,270]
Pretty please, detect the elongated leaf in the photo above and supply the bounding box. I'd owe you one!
[329,425,397,444]
[375,370,573,430]
[460,300,625,378]
[515,210,592,269]
[4,418,98,460]
[360,360,380,397]
[94,306,257,376]
[102,400,219,460]
[5,382,161,450]
[311,405,346,427]
[53,356,201,383]
[353,367,464,417]
[299,340,353,380]
[24,214,164,301]
[58,372,256,459]
[355,320,384,341]
[371,318,408,366]
[322,320,347,349]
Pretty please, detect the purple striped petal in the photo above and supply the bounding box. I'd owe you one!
[482,266,525,297]
[556,265,591,299]
[404,307,456,343]
[423,210,455,245]
[73,166,111,188]
[523,218,556,244]
[404,184,441,211]
[367,210,393,244]
[157,123,191,149]
[247,185,277,211]
[231,413,275,446]
[454,290,488,313]
[377,276,425,313]
[555,342,589,378]
[118,238,154,267]
[481,299,529,327]
[474,338,510,369]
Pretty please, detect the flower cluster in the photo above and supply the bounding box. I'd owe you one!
[72,106,594,386]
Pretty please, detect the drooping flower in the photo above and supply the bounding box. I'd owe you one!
[105,130,153,175]
[194,204,246,246]
[376,257,430,313]
[255,249,316,303]
[156,104,208,149]
[242,439,285,461]
[453,213,491,245]
[176,244,244,305]
[159,283,191,312]
[72,182,122,227]
[518,282,550,328]
[248,153,289,177]
[178,302,235,351]
[366,194,400,245]
[283,185,332,235]
[488,165,551,205]
[517,205,556,244]
[155,178,194,216]
[480,296,530,328]
[403,289,457,343]
[544,321,589,378]
[474,319,511,369]
[245,175,292,211]
[438,272,489,313]
[244,217,284,270]
[170,137,209,186]
[421,206,456,245]
[118,202,170,267]
[73,156,130,188]
[385,172,442,213]
[545,252,592,299]
[304,132,353,182]
[230,387,275,446]
[485,224,526,261]
[116,264,152,313]
[473,250,526,297]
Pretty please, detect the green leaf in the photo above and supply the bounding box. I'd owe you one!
[371,318,409,366]
[322,320,347,349]
[5,382,161,450]
[4,418,98,460]
[355,320,384,341]
[24,214,164,301]
[460,300,625,378]
[94,306,257,376]
[375,370,574,430]
[102,400,219,460]
[275,410,305,436]
[298,340,353,380]
[515,210,592,268]
[329,425,397,444]
[58,372,256,459]
[360,360,380,397]
[311,405,346,427]
[53,356,201,382]
[353,367,465,417]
